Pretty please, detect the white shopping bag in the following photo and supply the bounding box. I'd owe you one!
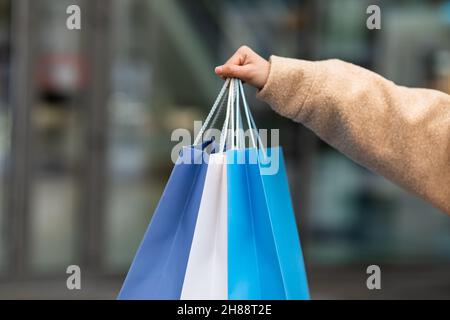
[180,153,228,300]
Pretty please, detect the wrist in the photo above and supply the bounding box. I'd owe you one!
[257,60,271,90]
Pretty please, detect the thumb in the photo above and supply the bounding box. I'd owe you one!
[215,64,249,81]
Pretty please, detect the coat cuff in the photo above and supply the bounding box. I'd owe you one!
[256,55,318,121]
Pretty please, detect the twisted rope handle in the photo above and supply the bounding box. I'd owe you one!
[194,78,266,157]
[193,78,230,146]
[238,80,267,158]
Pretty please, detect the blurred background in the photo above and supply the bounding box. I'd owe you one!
[0,0,449,299]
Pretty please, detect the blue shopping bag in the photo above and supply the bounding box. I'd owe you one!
[260,147,310,300]
[227,147,309,300]
[118,141,213,300]
[227,148,286,300]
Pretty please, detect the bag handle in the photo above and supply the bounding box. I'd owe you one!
[238,80,267,158]
[235,78,242,149]
[195,78,267,156]
[193,78,231,146]
[223,78,242,152]
[219,79,235,152]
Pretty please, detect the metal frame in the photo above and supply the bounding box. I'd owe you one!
[78,0,112,275]
[6,0,37,278]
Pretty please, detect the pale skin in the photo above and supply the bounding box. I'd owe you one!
[215,46,270,90]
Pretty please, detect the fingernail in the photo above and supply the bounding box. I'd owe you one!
[215,66,223,74]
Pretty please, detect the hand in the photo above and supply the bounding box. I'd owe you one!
[215,46,270,90]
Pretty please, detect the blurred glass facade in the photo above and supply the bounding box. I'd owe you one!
[0,0,449,299]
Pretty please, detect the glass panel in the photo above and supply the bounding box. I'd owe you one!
[104,0,164,272]
[28,0,83,273]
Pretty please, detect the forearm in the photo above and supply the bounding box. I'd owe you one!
[257,56,450,214]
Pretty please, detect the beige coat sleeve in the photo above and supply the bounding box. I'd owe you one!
[257,56,450,214]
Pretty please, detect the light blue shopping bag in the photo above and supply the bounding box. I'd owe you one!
[227,148,286,299]
[227,147,309,300]
[260,147,310,300]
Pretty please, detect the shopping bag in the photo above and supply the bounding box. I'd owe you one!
[227,148,286,299]
[180,153,228,300]
[118,141,213,300]
[260,147,310,300]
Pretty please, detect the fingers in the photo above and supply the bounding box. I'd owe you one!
[224,50,245,67]
[225,45,253,65]
[214,45,264,87]
[215,46,254,79]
